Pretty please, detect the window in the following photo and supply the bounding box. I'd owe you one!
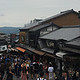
[47,26,52,32]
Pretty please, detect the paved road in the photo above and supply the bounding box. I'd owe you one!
[13,73,36,80]
[3,72,47,80]
[3,73,36,80]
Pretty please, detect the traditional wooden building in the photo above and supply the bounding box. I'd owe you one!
[20,9,80,44]
[16,10,80,76]
[18,9,80,62]
[19,19,60,48]
[17,19,60,63]
[59,36,80,71]
[39,26,80,75]
[28,23,59,48]
[19,19,41,44]
[42,9,80,26]
[39,26,80,53]
[19,9,80,47]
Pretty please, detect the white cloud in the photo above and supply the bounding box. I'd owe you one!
[0,14,5,16]
[0,0,80,27]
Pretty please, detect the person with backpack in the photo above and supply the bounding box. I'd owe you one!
[37,71,46,80]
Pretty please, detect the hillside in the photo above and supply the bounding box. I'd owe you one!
[0,27,20,34]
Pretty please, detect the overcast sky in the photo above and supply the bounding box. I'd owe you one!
[0,0,80,27]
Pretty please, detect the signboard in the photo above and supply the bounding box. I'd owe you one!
[19,32,26,43]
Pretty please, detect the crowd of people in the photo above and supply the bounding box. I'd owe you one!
[0,52,55,80]
[0,52,80,80]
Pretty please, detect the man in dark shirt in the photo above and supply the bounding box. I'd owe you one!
[60,71,71,80]
[6,66,14,80]
[15,61,21,78]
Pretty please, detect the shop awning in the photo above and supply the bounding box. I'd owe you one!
[33,50,45,56]
[45,53,55,58]
[16,47,26,53]
[20,45,45,55]
[41,48,54,54]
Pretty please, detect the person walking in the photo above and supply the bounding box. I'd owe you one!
[21,66,28,80]
[30,62,34,79]
[11,60,15,71]
[15,61,21,78]
[60,71,71,80]
[44,63,48,80]
[36,71,46,80]
[6,66,14,80]
[48,62,55,80]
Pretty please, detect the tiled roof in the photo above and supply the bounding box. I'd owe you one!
[40,26,80,41]
[29,22,59,31]
[67,37,80,46]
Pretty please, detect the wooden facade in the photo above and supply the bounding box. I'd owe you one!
[52,13,80,26]
[43,10,80,26]
[20,22,59,48]
[19,9,80,49]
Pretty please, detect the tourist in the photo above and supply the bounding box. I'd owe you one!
[48,62,55,80]
[39,61,43,72]
[21,61,27,69]
[44,63,49,80]
[36,71,46,80]
[61,71,71,80]
[21,66,28,80]
[11,60,16,72]
[15,61,21,78]
[25,60,30,72]
[6,66,14,80]
[6,60,11,71]
[30,62,34,79]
